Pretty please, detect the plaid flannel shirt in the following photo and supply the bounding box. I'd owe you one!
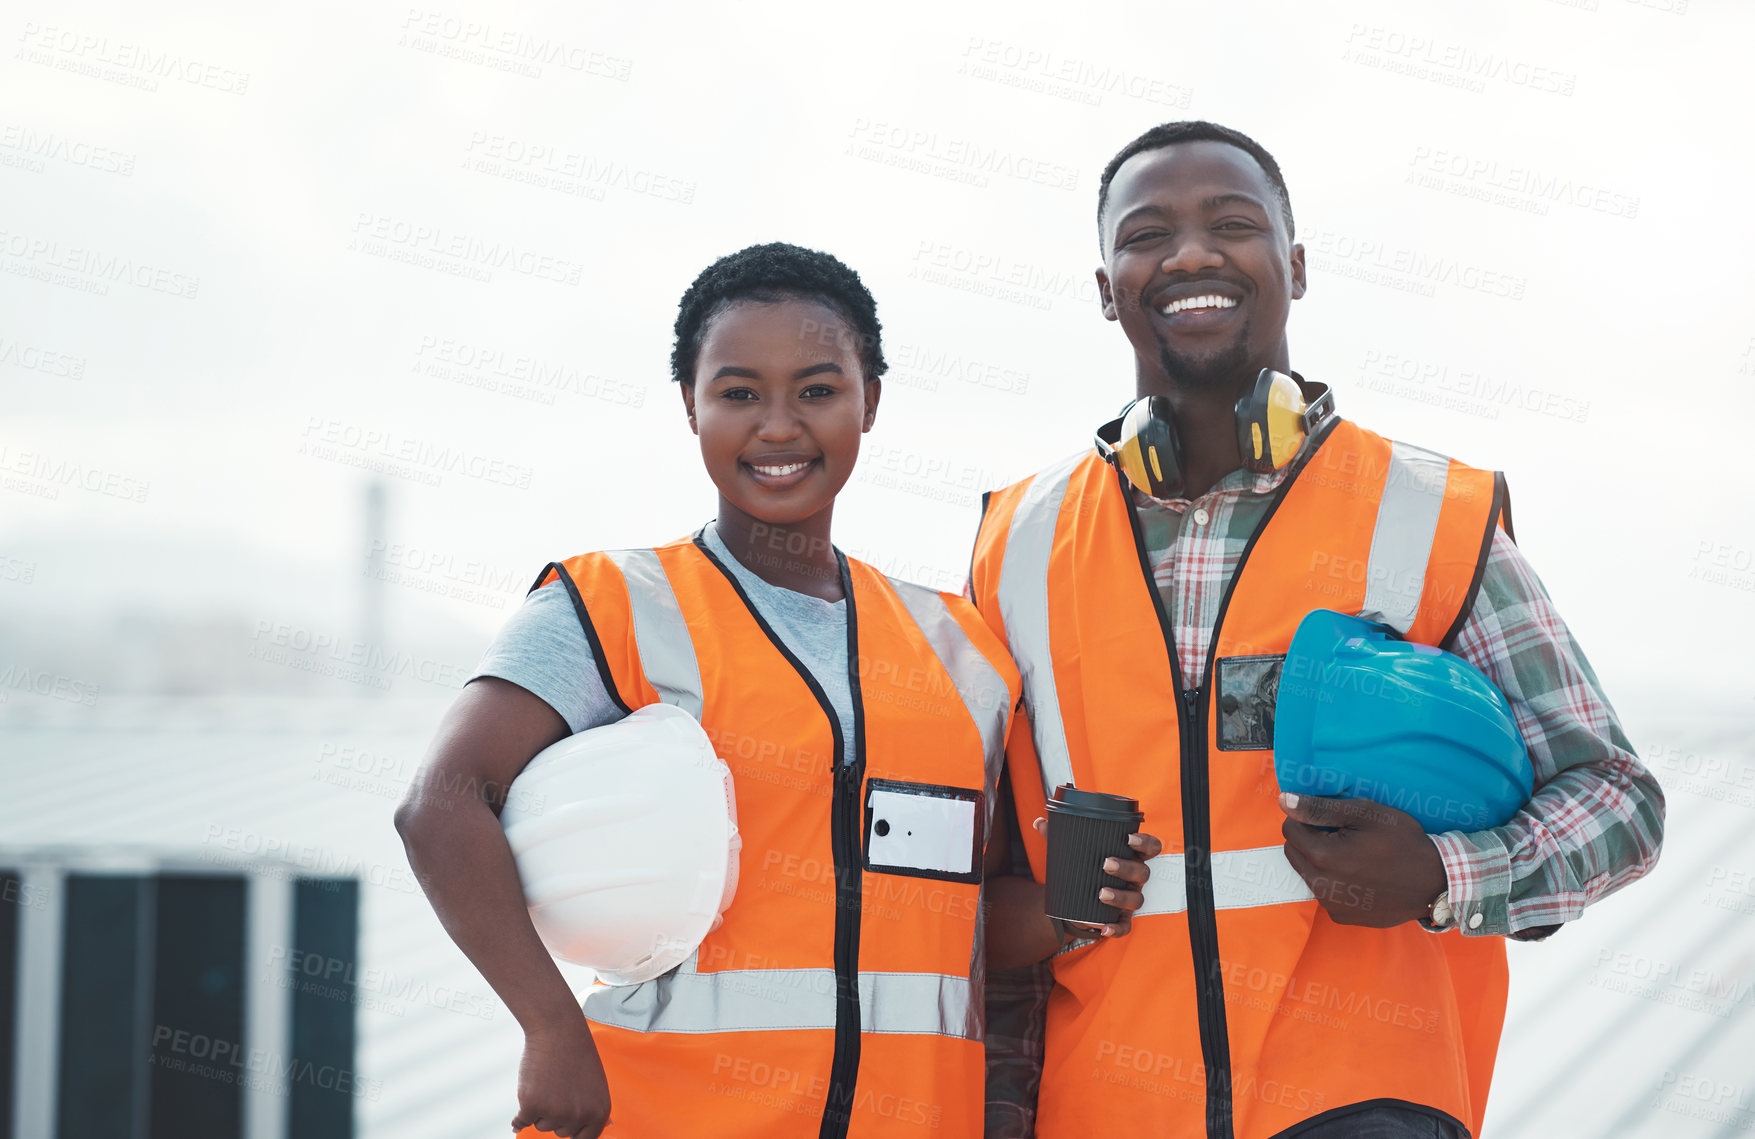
[982,432,1666,1138]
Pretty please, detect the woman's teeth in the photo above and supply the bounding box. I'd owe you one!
[752,461,810,477]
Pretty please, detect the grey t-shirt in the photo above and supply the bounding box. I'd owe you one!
[471,523,856,756]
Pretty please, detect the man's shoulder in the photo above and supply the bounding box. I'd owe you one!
[983,449,1097,505]
[1336,418,1497,477]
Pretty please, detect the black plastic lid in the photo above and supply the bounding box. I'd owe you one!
[1047,783,1143,822]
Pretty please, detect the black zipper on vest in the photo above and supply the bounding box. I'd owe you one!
[692,532,865,1139]
[1116,417,1340,1139]
[824,550,867,1139]
[1121,488,1232,1139]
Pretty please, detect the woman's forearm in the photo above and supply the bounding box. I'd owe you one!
[985,874,1065,971]
[396,795,587,1036]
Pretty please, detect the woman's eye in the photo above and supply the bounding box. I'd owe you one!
[801,384,838,399]
[721,387,758,401]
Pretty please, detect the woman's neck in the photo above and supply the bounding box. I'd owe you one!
[712,500,844,602]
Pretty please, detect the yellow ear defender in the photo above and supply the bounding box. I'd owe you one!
[1232,369,1334,474]
[1094,370,1335,498]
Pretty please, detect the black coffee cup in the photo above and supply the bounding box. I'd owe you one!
[1044,784,1145,930]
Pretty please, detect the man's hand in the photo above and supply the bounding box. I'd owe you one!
[1279,792,1447,928]
[1032,818,1164,938]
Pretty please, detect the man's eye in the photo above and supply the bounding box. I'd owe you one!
[1123,230,1165,247]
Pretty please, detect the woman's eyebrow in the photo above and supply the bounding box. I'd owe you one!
[708,361,844,382]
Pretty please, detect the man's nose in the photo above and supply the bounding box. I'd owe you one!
[1159,234,1225,276]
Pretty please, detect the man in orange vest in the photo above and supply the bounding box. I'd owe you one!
[971,122,1665,1139]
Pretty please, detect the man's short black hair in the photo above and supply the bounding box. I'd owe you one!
[1096,121,1295,251]
[670,242,887,384]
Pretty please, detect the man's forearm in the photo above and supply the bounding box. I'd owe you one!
[1433,753,1664,937]
[1440,530,1667,937]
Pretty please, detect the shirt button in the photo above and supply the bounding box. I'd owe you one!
[1192,507,1210,526]
[1468,913,1483,930]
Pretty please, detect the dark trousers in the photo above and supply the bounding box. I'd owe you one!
[1287,1105,1467,1138]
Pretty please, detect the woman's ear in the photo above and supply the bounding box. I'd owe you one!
[679,381,698,435]
[862,377,882,432]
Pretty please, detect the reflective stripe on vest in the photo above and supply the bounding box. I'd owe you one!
[605,548,705,719]
[992,442,1459,908]
[891,580,1011,795]
[887,579,1009,1022]
[1136,847,1316,916]
[594,551,1002,1044]
[1358,442,1451,634]
[585,949,979,1040]
[994,453,1082,795]
[979,430,1506,1139]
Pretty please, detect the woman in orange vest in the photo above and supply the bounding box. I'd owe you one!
[394,242,1156,1138]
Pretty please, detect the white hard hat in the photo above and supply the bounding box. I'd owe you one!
[500,702,740,985]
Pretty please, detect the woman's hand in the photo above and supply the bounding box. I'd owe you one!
[1033,819,1164,939]
[512,1016,612,1138]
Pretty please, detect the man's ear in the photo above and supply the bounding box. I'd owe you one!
[1289,243,1307,301]
[862,377,882,432]
[1096,266,1119,321]
[679,381,698,435]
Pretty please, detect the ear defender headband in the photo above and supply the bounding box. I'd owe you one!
[1094,370,1335,499]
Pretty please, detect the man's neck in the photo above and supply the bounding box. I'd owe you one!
[1134,349,1294,501]
[1132,376,1244,502]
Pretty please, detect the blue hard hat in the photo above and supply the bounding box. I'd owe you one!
[1273,609,1534,833]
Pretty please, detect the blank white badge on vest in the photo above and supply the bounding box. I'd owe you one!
[863,778,984,884]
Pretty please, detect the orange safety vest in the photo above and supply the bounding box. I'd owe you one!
[969,419,1512,1139]
[536,530,1020,1139]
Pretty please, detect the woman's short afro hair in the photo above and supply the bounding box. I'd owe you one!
[670,242,887,385]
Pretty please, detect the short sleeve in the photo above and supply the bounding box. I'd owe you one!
[470,582,626,734]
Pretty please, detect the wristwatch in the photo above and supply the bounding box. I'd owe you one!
[1428,890,1455,929]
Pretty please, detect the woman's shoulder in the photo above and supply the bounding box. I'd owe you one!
[541,533,704,577]
[846,558,1016,673]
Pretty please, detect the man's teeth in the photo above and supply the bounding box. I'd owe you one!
[753,461,810,477]
[1159,294,1238,316]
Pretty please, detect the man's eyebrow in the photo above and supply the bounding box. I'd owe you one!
[1201,192,1269,213]
[1112,203,1167,233]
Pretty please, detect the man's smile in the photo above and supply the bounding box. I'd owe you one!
[1159,294,1237,316]
[1149,281,1247,333]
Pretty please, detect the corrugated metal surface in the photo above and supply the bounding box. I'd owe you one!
[3,695,1747,1137]
[0,696,552,1139]
[1483,717,1755,1137]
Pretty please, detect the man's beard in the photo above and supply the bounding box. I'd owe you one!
[1154,323,1252,391]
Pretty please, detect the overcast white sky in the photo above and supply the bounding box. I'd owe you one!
[4,0,1753,714]
[6,5,1755,1136]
